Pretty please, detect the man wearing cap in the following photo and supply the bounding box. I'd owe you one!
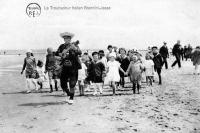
[159,42,169,69]
[56,32,82,104]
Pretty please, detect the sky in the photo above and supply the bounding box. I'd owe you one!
[0,0,200,50]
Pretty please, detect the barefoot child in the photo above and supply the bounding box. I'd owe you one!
[36,60,46,89]
[45,48,60,93]
[125,55,144,94]
[21,50,38,93]
[144,53,154,86]
[106,52,125,95]
[78,56,87,96]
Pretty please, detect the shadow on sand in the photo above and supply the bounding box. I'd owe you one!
[178,73,200,76]
[42,92,136,98]
[18,101,66,107]
[2,90,52,95]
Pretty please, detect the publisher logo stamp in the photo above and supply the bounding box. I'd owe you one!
[26,3,41,17]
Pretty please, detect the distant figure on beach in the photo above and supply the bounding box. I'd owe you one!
[21,49,38,93]
[191,46,200,75]
[171,40,182,68]
[159,41,169,69]
[4,51,6,55]
[185,44,193,61]
[56,32,82,104]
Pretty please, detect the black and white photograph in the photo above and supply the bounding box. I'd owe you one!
[0,0,200,132]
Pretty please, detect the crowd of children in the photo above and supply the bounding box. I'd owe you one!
[21,44,166,96]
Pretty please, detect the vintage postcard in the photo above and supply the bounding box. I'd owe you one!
[0,0,200,133]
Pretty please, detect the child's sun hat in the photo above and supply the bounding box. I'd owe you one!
[109,52,116,58]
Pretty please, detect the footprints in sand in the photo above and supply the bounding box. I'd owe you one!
[21,124,34,129]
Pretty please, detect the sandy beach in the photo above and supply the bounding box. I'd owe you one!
[0,55,200,133]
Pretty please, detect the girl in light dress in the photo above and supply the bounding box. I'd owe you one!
[78,56,87,96]
[36,60,47,89]
[144,53,154,86]
[106,52,125,95]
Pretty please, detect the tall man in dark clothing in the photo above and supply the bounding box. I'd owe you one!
[56,32,82,104]
[171,40,182,68]
[159,42,169,69]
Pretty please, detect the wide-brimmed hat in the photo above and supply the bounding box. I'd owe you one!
[60,32,74,39]
[26,49,32,53]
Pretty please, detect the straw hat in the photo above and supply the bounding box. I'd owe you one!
[109,52,116,58]
[60,32,74,38]
[26,49,32,53]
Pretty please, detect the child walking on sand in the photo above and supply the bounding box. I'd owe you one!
[45,48,61,93]
[78,56,87,96]
[21,50,38,93]
[125,55,144,94]
[88,52,106,95]
[144,53,154,86]
[152,46,163,85]
[106,52,125,95]
[36,60,46,89]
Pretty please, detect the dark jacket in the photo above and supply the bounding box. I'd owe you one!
[159,46,169,58]
[87,61,105,83]
[116,56,130,76]
[45,54,56,71]
[172,43,181,56]
[56,43,82,70]
[153,53,163,69]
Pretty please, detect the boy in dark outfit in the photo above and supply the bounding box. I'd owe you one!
[159,42,169,69]
[152,46,163,85]
[87,52,106,95]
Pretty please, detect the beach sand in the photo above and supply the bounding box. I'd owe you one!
[0,55,200,133]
